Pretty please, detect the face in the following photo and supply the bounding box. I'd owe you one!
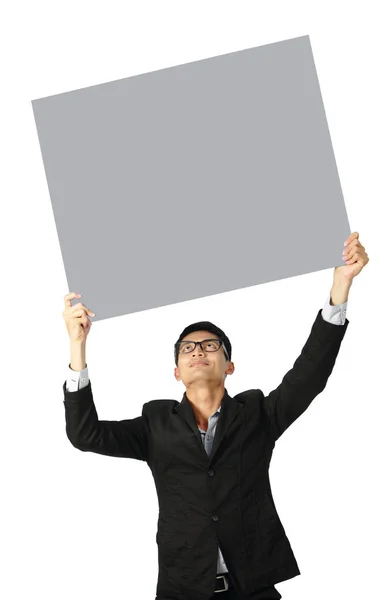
[174,330,235,386]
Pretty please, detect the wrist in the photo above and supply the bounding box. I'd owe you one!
[70,340,87,371]
[330,277,352,306]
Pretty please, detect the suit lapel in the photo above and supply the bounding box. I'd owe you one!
[174,388,240,465]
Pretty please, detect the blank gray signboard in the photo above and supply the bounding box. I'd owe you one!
[32,35,350,321]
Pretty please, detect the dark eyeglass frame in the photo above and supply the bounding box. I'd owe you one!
[175,338,230,361]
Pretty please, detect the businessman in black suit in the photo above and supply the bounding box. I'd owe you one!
[62,232,369,600]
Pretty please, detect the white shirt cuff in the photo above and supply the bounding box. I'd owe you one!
[65,364,89,392]
[321,295,348,325]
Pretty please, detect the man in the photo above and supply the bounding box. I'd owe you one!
[62,232,369,600]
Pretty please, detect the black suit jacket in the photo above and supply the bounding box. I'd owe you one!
[63,308,349,600]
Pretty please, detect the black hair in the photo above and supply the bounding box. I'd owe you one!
[174,320,232,366]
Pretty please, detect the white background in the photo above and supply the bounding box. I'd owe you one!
[1,1,391,599]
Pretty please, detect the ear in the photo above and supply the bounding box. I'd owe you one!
[174,367,181,381]
[225,361,235,376]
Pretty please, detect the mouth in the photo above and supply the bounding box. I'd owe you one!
[191,362,209,367]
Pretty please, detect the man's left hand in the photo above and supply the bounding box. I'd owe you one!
[335,231,370,282]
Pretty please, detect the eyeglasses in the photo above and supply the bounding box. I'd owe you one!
[176,338,229,361]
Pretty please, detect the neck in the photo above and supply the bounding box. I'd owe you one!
[185,382,225,426]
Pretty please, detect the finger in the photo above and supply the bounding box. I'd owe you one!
[64,292,81,309]
[344,231,359,247]
[344,239,361,257]
[345,252,361,264]
[73,308,94,319]
[345,247,362,261]
[80,315,91,328]
[71,303,95,317]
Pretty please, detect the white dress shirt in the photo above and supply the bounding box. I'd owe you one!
[64,294,347,574]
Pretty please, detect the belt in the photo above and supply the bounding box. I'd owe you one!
[215,572,233,593]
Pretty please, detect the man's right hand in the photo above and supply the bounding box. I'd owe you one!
[62,292,95,343]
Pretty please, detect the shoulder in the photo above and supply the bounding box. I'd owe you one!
[142,398,179,415]
[232,388,263,401]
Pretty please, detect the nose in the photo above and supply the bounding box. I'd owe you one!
[192,342,206,356]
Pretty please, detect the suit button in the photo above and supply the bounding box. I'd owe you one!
[208,469,215,476]
[212,515,219,522]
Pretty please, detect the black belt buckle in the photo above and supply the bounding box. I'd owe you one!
[215,574,229,593]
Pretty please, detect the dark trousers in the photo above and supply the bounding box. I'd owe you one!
[208,585,282,600]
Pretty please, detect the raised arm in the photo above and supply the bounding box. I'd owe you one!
[63,378,149,460]
[62,292,148,461]
[263,306,349,442]
[262,226,372,443]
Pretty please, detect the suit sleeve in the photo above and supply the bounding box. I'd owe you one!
[63,380,149,461]
[263,308,349,442]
